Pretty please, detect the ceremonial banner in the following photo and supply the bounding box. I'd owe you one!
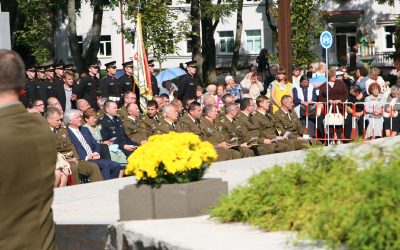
[133,13,153,100]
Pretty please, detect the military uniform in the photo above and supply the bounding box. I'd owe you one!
[100,114,139,156]
[33,79,53,105]
[251,110,302,150]
[142,114,161,137]
[234,111,290,155]
[178,114,202,135]
[118,105,128,122]
[54,127,104,183]
[157,118,180,134]
[217,116,255,158]
[273,108,322,146]
[100,75,120,100]
[176,73,197,102]
[0,103,56,249]
[199,117,241,162]
[76,74,98,110]
[23,76,36,107]
[123,116,148,143]
[118,73,140,103]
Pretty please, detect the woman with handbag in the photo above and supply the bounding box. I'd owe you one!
[365,83,386,138]
[318,69,349,143]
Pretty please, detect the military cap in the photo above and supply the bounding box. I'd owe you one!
[26,65,36,72]
[104,61,117,69]
[36,66,46,72]
[54,63,64,70]
[64,64,76,71]
[185,60,197,67]
[87,62,99,69]
[44,64,55,71]
[122,61,133,67]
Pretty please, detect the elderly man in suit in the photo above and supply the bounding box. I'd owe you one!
[100,100,139,156]
[64,109,123,180]
[0,50,56,249]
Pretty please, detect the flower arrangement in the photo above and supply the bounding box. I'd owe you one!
[125,132,218,187]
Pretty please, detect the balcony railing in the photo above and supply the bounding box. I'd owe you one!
[372,52,394,66]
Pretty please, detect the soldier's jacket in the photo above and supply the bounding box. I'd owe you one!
[123,116,148,143]
[54,126,80,159]
[216,109,226,123]
[199,117,228,146]
[118,106,128,122]
[250,110,280,140]
[234,111,265,144]
[273,108,305,139]
[142,114,160,137]
[157,118,180,134]
[216,115,244,143]
[178,114,202,136]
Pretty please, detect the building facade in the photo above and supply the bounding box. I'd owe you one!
[0,4,11,50]
[55,0,399,70]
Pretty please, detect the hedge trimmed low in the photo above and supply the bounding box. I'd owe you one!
[210,145,400,249]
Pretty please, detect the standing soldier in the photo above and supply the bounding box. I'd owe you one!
[119,61,140,104]
[148,59,159,96]
[34,65,53,107]
[176,60,198,103]
[53,62,65,86]
[44,64,55,84]
[75,62,99,110]
[100,61,120,103]
[23,65,36,107]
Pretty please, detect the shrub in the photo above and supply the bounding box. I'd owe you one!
[210,145,400,249]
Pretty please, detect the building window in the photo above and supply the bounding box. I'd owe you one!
[186,38,192,53]
[99,35,112,57]
[385,26,396,49]
[219,31,234,53]
[246,30,261,53]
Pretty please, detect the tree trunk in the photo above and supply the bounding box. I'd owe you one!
[84,0,104,66]
[230,0,243,77]
[201,16,218,85]
[42,10,56,63]
[191,0,203,86]
[67,0,84,73]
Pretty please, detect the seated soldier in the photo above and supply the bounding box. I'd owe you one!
[100,100,139,156]
[157,104,180,134]
[64,109,124,180]
[46,107,104,184]
[273,95,322,146]
[119,91,137,122]
[123,103,148,145]
[216,103,254,158]
[171,98,185,118]
[178,101,203,135]
[199,105,241,162]
[235,98,291,155]
[141,100,161,137]
[251,95,305,150]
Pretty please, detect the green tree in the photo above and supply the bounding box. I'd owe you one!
[123,0,189,70]
[265,0,323,68]
[376,0,400,70]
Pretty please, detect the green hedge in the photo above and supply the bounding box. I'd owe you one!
[210,145,400,249]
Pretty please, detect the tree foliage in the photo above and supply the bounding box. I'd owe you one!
[123,0,189,69]
[266,0,324,68]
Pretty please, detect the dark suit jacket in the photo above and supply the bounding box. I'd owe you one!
[100,114,138,150]
[67,126,101,160]
[0,103,56,249]
[52,83,76,111]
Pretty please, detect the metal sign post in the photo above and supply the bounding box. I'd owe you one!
[320,31,333,145]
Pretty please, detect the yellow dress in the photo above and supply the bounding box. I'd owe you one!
[272,81,292,113]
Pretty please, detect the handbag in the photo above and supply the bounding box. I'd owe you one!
[56,153,72,175]
[324,105,344,126]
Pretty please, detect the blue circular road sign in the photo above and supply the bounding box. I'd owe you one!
[320,31,333,49]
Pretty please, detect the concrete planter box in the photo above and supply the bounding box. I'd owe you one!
[119,178,228,220]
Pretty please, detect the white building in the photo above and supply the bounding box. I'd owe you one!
[55,0,399,70]
[0,4,11,50]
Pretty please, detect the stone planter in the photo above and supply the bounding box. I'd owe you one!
[119,178,228,220]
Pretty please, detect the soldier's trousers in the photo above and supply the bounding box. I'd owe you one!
[70,161,104,184]
[215,147,241,162]
[236,146,255,158]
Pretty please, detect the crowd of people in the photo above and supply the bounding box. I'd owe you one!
[18,56,400,187]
